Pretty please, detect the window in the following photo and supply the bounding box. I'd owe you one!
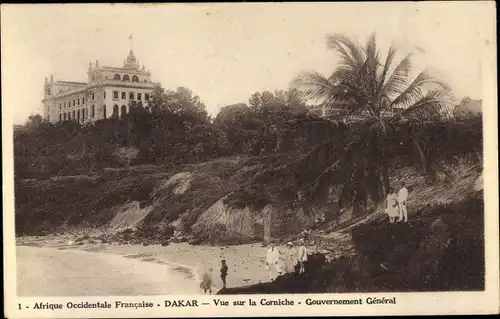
[121,92,126,99]
[83,97,85,104]
[132,75,139,82]
[63,113,67,121]
[73,100,75,106]
[103,105,107,118]
[59,103,62,110]
[92,93,95,100]
[121,105,127,117]
[82,108,86,120]
[113,91,119,99]
[91,105,95,118]
[77,110,80,122]
[129,92,134,100]
[137,93,142,100]
[113,74,121,80]
[64,102,66,108]
[113,105,119,117]
[104,91,106,99]
[77,98,80,105]
[123,75,130,81]
[145,93,150,101]
[59,114,62,121]
[72,110,75,120]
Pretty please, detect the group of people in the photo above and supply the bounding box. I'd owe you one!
[200,259,228,294]
[265,239,308,281]
[385,182,409,223]
[199,239,309,294]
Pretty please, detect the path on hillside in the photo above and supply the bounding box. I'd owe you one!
[16,246,200,296]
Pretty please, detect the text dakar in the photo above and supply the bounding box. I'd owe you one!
[164,300,199,307]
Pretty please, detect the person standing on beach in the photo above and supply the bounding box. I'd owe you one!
[284,242,296,274]
[297,239,308,274]
[265,242,282,281]
[220,260,228,289]
[200,268,213,294]
[397,182,409,222]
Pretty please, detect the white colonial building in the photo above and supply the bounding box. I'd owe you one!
[42,49,159,123]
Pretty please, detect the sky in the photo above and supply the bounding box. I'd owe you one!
[1,2,494,124]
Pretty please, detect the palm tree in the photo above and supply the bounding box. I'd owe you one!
[292,33,453,215]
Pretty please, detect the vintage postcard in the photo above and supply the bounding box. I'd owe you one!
[2,2,499,318]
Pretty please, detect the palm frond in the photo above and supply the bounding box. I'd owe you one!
[389,70,442,110]
[380,53,412,102]
[375,46,397,102]
[394,89,453,122]
[327,66,357,85]
[326,34,365,69]
[292,71,338,102]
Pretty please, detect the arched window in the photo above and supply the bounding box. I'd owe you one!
[91,105,95,118]
[113,105,119,117]
[82,108,85,120]
[121,105,127,117]
[103,105,106,118]
[123,74,130,81]
[132,75,139,82]
[72,111,75,120]
[77,110,81,122]
[113,74,121,80]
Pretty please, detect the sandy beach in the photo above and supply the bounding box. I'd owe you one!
[16,235,280,293]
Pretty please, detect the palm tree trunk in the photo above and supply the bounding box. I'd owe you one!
[382,163,390,194]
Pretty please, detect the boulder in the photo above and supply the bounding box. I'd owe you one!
[192,196,268,241]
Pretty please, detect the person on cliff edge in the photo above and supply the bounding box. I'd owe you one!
[397,182,409,222]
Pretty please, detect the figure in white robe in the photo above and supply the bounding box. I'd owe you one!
[397,183,409,222]
[265,244,283,281]
[386,188,399,223]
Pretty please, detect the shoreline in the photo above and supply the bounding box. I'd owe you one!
[16,245,202,296]
[16,236,276,291]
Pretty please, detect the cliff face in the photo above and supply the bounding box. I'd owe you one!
[14,154,320,241]
[15,152,483,252]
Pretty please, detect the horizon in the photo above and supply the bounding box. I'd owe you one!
[2,3,489,124]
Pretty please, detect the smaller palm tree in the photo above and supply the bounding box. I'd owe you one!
[292,33,453,215]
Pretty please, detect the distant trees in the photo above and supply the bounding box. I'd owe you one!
[214,89,310,155]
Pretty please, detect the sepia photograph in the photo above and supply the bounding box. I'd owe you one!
[2,2,498,317]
